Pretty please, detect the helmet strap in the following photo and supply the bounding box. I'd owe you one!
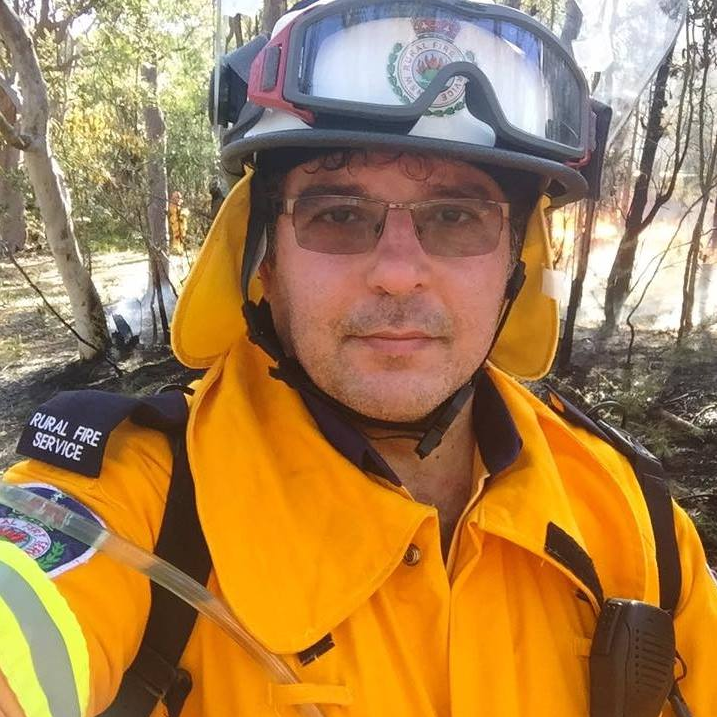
[413,259,525,458]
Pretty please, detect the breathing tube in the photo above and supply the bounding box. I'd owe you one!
[0,482,326,717]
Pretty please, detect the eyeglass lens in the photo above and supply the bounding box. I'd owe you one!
[291,196,505,257]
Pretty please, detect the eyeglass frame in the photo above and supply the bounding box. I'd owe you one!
[272,194,512,257]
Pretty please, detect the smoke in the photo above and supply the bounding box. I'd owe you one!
[553,206,716,330]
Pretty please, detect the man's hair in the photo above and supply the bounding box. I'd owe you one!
[252,148,543,265]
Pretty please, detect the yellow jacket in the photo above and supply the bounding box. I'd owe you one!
[2,338,717,717]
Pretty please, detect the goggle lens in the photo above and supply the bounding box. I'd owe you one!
[294,1,584,149]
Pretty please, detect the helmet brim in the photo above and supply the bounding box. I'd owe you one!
[221,128,587,207]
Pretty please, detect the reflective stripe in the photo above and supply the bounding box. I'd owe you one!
[0,595,51,717]
[0,542,87,717]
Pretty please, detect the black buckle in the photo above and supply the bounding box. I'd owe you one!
[164,668,193,717]
[129,648,193,717]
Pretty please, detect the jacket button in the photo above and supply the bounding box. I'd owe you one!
[403,544,421,566]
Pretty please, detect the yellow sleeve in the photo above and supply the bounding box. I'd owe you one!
[670,503,717,715]
[1,418,173,715]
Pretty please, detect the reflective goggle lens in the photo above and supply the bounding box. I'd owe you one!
[285,195,507,257]
[293,1,584,151]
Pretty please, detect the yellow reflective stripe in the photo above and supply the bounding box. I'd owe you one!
[0,541,89,717]
[0,591,51,717]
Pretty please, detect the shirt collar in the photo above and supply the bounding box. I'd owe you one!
[301,368,523,485]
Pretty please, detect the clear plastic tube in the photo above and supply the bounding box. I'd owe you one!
[0,482,324,717]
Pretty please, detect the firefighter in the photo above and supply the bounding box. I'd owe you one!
[0,1,715,716]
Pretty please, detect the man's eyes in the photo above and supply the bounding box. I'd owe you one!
[314,207,368,224]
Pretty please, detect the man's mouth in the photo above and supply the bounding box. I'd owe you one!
[349,331,439,354]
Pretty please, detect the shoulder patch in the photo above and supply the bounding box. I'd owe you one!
[0,483,103,577]
[16,389,188,478]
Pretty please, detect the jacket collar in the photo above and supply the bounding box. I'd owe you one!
[472,370,649,608]
[302,368,522,486]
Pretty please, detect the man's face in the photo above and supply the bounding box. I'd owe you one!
[260,152,513,422]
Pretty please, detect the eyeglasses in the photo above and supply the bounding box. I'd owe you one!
[276,195,510,257]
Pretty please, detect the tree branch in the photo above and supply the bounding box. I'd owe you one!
[2,245,122,375]
[0,73,21,113]
[0,0,50,138]
[0,106,30,148]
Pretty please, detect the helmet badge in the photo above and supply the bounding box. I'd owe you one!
[387,17,475,116]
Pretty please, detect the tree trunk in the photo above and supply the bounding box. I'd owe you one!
[620,102,640,218]
[678,196,709,342]
[696,198,716,324]
[0,143,26,252]
[141,62,169,279]
[679,121,717,340]
[0,0,109,359]
[0,74,26,252]
[558,198,596,372]
[262,0,284,35]
[603,48,673,333]
[141,62,171,344]
[560,0,583,48]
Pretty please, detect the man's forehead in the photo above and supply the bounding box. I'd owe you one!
[282,151,506,201]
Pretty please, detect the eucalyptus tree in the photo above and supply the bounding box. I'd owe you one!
[0,0,110,359]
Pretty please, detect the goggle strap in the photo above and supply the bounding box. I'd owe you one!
[241,178,287,362]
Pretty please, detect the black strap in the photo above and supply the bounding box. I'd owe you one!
[633,460,682,613]
[593,419,682,614]
[100,433,211,717]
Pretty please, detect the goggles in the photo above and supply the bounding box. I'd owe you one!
[247,0,593,163]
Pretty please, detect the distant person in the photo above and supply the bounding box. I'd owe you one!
[168,190,189,253]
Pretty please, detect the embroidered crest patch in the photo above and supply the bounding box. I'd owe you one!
[387,17,475,116]
[0,483,104,577]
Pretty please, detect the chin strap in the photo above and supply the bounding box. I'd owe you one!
[242,260,526,459]
[414,258,525,458]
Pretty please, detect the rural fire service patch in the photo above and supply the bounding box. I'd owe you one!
[387,17,476,116]
[0,483,103,577]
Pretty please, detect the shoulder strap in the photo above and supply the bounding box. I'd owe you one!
[100,390,211,717]
[547,389,682,613]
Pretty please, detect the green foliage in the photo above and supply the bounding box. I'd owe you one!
[17,0,221,255]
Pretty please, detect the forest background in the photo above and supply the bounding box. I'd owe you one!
[1,0,717,557]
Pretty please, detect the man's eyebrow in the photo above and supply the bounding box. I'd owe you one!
[295,182,368,198]
[426,182,493,199]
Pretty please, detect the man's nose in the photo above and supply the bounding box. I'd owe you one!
[365,208,430,295]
